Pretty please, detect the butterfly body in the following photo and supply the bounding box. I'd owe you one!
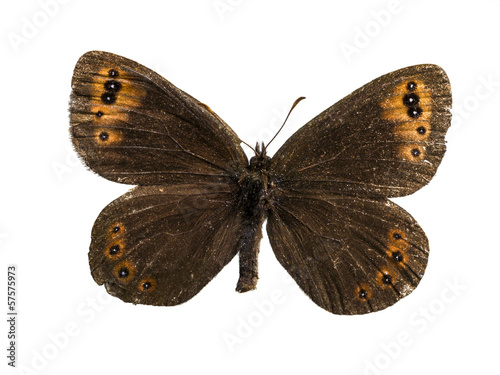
[70,51,451,314]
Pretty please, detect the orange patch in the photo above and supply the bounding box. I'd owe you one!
[356,283,372,301]
[394,121,431,141]
[90,105,129,124]
[104,238,126,260]
[199,102,215,115]
[392,79,428,96]
[380,91,432,110]
[381,106,432,122]
[376,267,397,288]
[94,128,123,145]
[90,66,145,108]
[386,246,407,266]
[399,144,426,162]
[113,261,136,284]
[388,228,407,243]
[108,222,125,238]
[138,278,157,292]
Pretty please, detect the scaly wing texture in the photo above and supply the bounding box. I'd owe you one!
[267,194,428,315]
[89,184,243,306]
[70,51,247,186]
[271,64,451,198]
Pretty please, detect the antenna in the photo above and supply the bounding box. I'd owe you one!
[264,96,306,151]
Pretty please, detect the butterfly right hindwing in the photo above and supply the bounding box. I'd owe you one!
[267,194,429,315]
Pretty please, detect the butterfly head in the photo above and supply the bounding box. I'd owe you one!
[249,142,271,172]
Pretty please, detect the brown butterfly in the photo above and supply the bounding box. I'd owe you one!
[69,51,451,315]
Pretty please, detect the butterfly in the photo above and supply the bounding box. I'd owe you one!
[69,51,451,315]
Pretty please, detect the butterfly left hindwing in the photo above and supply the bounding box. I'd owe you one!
[90,184,244,306]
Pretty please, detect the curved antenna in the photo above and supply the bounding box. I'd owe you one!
[264,96,306,151]
[239,139,257,154]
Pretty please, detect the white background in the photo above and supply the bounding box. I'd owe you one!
[1,1,499,374]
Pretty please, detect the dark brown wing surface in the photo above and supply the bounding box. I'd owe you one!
[89,184,244,306]
[267,194,428,314]
[70,51,247,186]
[270,65,452,198]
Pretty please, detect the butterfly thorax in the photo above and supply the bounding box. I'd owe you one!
[234,147,271,293]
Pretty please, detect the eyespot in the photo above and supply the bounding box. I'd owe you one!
[391,251,404,263]
[96,111,104,118]
[101,92,116,104]
[108,69,119,78]
[356,284,372,301]
[99,132,109,141]
[416,126,426,135]
[403,93,420,107]
[113,261,136,283]
[407,106,423,118]
[109,245,120,255]
[407,81,417,91]
[104,80,122,92]
[138,278,156,292]
[382,274,392,285]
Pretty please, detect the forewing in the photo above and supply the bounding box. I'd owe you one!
[271,65,451,198]
[70,51,247,185]
[89,184,242,306]
[267,194,429,314]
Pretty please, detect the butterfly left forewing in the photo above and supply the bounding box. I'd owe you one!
[271,64,451,198]
[70,51,247,186]
[267,194,428,315]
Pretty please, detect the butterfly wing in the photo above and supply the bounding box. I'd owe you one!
[267,65,451,314]
[70,51,247,185]
[70,51,250,305]
[267,194,428,314]
[271,64,451,198]
[89,183,244,306]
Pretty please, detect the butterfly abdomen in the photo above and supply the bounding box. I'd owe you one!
[234,154,271,293]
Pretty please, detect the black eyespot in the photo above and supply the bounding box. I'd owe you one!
[142,282,151,290]
[407,106,423,118]
[392,251,404,262]
[417,126,426,135]
[118,268,129,278]
[403,93,420,107]
[96,111,104,118]
[101,92,116,104]
[382,274,393,285]
[411,148,421,157]
[112,226,120,233]
[407,81,417,91]
[104,80,122,92]
[109,245,120,255]
[393,232,402,240]
[358,289,368,300]
[99,132,109,141]
[108,69,119,78]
